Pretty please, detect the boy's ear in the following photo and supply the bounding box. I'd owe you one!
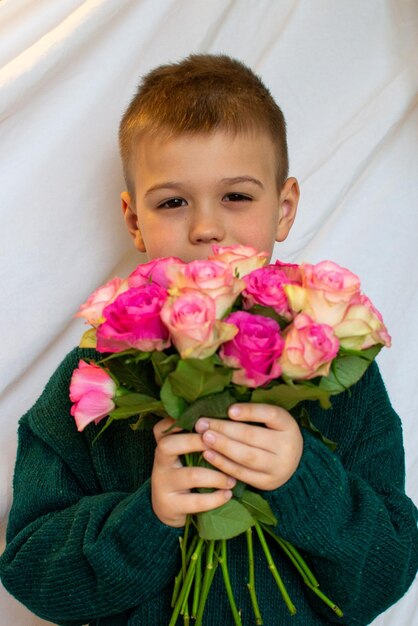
[275,177,300,242]
[121,191,146,253]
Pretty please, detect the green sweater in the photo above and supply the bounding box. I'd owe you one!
[0,348,417,625]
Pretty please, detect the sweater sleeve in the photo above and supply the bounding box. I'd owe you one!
[0,350,182,624]
[263,362,418,624]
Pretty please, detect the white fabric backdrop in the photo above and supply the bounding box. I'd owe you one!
[0,1,417,624]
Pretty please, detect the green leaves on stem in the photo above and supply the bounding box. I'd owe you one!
[170,507,343,625]
[93,343,379,443]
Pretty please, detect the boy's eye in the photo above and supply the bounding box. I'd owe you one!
[157,197,187,209]
[223,193,252,202]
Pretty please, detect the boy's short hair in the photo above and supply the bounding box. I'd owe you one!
[119,54,289,195]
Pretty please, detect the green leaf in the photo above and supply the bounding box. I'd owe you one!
[151,352,179,386]
[129,414,160,431]
[239,490,277,525]
[319,348,380,395]
[298,407,337,452]
[169,357,232,403]
[115,392,158,407]
[197,498,255,539]
[106,358,158,397]
[160,377,188,419]
[112,394,163,419]
[174,390,235,431]
[231,480,246,499]
[98,349,141,363]
[339,344,382,361]
[252,383,331,410]
[92,415,116,442]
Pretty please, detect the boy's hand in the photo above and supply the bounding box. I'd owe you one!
[195,404,303,491]
[151,417,236,528]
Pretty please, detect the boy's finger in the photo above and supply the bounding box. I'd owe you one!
[228,403,295,430]
[201,430,273,471]
[197,419,273,451]
[175,466,236,491]
[154,432,206,464]
[153,416,182,442]
[180,489,234,515]
[201,449,273,490]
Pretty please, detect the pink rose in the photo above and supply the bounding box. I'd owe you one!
[167,259,245,318]
[275,260,302,284]
[302,261,360,302]
[219,311,284,387]
[160,289,237,359]
[209,245,268,278]
[96,284,170,353]
[280,313,339,380]
[128,257,184,289]
[70,360,116,432]
[242,265,294,319]
[75,277,128,327]
[334,294,392,350]
[284,262,361,328]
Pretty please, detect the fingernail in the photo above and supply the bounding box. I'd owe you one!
[203,449,214,461]
[203,431,216,444]
[195,418,209,433]
[229,405,240,417]
[223,490,233,500]
[227,476,236,487]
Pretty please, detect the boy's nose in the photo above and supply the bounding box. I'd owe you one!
[188,210,225,244]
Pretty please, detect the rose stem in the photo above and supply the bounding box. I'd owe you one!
[260,526,343,616]
[169,537,204,626]
[254,522,296,615]
[304,584,344,617]
[185,534,198,561]
[180,566,195,616]
[182,515,191,581]
[246,528,263,625]
[219,539,243,626]
[171,532,197,607]
[191,540,203,618]
[171,570,183,608]
[261,524,318,586]
[195,540,217,626]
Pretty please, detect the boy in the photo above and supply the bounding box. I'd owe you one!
[0,55,417,625]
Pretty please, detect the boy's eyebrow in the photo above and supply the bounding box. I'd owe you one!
[145,176,265,196]
[145,182,184,197]
[221,176,265,189]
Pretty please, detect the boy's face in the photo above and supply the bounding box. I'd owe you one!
[122,130,299,263]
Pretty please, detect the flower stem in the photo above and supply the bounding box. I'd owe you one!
[191,539,203,618]
[246,528,263,625]
[171,570,183,608]
[219,539,243,626]
[304,581,344,617]
[254,522,296,616]
[195,540,217,626]
[261,524,318,587]
[171,518,194,608]
[182,515,191,581]
[169,537,204,626]
[260,524,343,616]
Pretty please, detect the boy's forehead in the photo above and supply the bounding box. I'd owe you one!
[131,128,280,183]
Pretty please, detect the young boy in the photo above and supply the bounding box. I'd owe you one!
[1,55,417,625]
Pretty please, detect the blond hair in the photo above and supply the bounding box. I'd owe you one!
[119,54,289,195]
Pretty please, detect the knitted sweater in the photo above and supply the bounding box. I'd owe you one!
[0,348,417,626]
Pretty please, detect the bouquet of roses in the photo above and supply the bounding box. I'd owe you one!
[69,245,391,625]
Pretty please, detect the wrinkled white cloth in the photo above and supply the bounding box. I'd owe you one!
[1,1,417,624]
